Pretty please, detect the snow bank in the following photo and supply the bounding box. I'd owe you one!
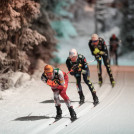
[10,72,31,88]
[0,72,31,90]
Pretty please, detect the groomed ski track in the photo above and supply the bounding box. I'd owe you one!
[0,65,134,134]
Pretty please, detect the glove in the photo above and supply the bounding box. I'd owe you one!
[78,64,82,71]
[99,51,105,55]
[72,64,78,70]
[72,64,82,72]
[95,55,101,61]
[93,48,100,55]
[47,79,58,87]
[47,79,52,86]
[53,79,60,85]
[82,69,87,74]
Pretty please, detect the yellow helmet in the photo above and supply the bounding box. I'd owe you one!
[44,65,53,73]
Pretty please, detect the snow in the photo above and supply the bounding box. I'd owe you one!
[9,72,31,88]
[0,65,134,134]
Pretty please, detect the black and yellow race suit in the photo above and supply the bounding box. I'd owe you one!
[88,37,114,84]
[66,54,98,102]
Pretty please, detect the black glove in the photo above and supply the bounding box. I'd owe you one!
[72,64,78,72]
[53,79,60,85]
[72,64,82,72]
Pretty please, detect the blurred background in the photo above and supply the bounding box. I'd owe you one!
[0,0,134,89]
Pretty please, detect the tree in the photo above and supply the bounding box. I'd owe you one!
[119,0,134,52]
[0,0,57,74]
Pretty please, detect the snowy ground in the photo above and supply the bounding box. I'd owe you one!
[0,65,134,134]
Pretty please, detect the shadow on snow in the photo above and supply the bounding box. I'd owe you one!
[14,115,69,121]
[40,100,81,103]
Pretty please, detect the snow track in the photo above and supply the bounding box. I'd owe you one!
[0,66,134,134]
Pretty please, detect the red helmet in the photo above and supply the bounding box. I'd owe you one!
[112,34,116,39]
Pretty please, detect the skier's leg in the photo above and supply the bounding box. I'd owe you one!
[53,90,62,119]
[74,74,85,104]
[83,68,99,105]
[115,51,118,65]
[60,74,77,120]
[53,90,61,106]
[68,106,77,121]
[60,87,77,121]
[97,59,103,86]
[109,51,112,65]
[113,52,116,65]
[103,55,115,87]
[60,89,71,107]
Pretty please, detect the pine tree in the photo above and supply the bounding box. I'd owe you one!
[0,0,57,74]
[120,0,134,52]
[95,0,108,33]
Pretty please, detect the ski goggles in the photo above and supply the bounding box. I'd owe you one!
[70,56,77,62]
[92,40,98,43]
[45,72,53,76]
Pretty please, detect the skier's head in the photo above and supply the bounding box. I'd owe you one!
[44,65,54,79]
[69,48,78,62]
[91,34,99,45]
[112,34,116,39]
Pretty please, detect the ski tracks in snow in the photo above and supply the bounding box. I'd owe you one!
[1,66,133,134]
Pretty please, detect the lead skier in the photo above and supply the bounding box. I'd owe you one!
[41,65,77,121]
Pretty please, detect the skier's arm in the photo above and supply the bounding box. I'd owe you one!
[101,39,108,55]
[66,59,71,71]
[81,56,88,73]
[88,41,96,56]
[66,58,74,75]
[41,73,47,83]
[82,56,88,68]
[41,73,56,87]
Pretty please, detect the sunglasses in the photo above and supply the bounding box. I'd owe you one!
[92,40,98,43]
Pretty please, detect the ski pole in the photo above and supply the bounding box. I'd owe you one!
[67,69,73,75]
[87,59,96,64]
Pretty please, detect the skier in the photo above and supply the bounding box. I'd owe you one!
[41,65,77,121]
[88,34,115,87]
[66,48,99,106]
[109,34,119,65]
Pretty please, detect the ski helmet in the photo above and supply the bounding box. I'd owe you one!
[112,34,116,39]
[44,65,53,73]
[91,34,99,41]
[69,48,77,58]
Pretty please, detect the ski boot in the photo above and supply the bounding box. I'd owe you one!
[68,106,77,121]
[55,106,62,120]
[98,80,103,87]
[79,96,85,105]
[92,92,99,106]
[98,74,103,87]
[93,96,99,106]
[110,77,115,88]
[78,91,85,105]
